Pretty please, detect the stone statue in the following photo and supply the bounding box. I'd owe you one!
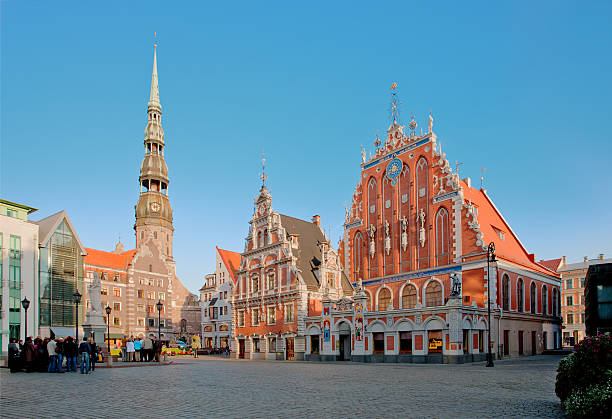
[450,273,462,297]
[361,145,366,164]
[84,271,107,343]
[400,216,408,251]
[368,224,376,258]
[384,220,391,255]
[417,209,426,248]
[88,272,103,315]
[428,113,434,133]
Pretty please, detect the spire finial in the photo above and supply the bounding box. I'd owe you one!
[260,150,267,187]
[389,82,400,125]
[149,37,160,105]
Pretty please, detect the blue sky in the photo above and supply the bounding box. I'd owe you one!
[2,1,611,292]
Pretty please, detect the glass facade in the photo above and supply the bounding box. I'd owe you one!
[9,235,21,340]
[39,220,84,328]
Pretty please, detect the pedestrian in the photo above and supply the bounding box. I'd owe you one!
[64,336,77,372]
[8,338,21,373]
[142,336,153,362]
[37,337,49,372]
[89,339,98,372]
[47,338,58,372]
[154,338,161,362]
[23,337,36,373]
[126,338,135,362]
[55,338,66,372]
[78,337,91,374]
[134,337,142,362]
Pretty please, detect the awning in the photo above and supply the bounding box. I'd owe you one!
[208,297,218,307]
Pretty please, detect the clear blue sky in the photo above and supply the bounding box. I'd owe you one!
[2,1,611,293]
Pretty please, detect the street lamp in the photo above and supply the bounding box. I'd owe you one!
[105,305,112,353]
[156,300,163,341]
[21,297,30,340]
[72,290,82,343]
[486,242,497,368]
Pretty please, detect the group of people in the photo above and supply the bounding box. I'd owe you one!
[123,336,163,362]
[8,336,101,374]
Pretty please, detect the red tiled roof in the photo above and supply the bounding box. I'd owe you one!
[84,248,136,270]
[538,258,563,272]
[217,247,241,284]
[460,181,559,278]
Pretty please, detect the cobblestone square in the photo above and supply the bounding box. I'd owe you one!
[1,355,564,418]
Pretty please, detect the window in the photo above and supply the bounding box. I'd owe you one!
[542,286,548,315]
[148,291,154,299]
[264,229,268,245]
[101,287,108,296]
[399,332,412,353]
[252,309,259,326]
[378,288,391,311]
[148,279,155,286]
[139,278,145,285]
[353,232,364,282]
[267,306,276,324]
[580,295,585,306]
[566,279,573,290]
[428,330,443,353]
[113,317,120,326]
[157,279,163,287]
[113,288,121,297]
[502,275,510,311]
[425,281,442,307]
[284,303,294,323]
[553,288,558,316]
[267,273,276,290]
[238,310,245,327]
[309,336,318,354]
[135,318,144,327]
[87,271,94,279]
[580,278,585,288]
[137,304,144,312]
[517,278,524,312]
[160,319,165,328]
[251,276,259,293]
[580,312,585,323]
[158,292,165,301]
[224,291,227,299]
[567,314,574,324]
[373,333,384,353]
[113,274,119,282]
[137,290,144,298]
[435,208,450,266]
[148,305,154,313]
[113,302,121,311]
[154,231,157,239]
[530,282,536,313]
[402,285,417,309]
[566,296,573,306]
[148,318,155,327]
[252,338,260,353]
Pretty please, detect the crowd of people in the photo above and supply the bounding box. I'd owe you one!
[123,336,163,362]
[7,336,101,374]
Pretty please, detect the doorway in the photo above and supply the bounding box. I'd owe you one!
[286,337,294,360]
[543,332,548,351]
[518,331,524,355]
[338,334,351,361]
[239,339,245,359]
[531,331,537,355]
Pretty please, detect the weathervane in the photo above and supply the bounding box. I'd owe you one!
[389,82,400,125]
[260,150,267,187]
[408,112,417,131]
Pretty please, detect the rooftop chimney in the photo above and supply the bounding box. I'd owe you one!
[312,215,321,226]
[584,256,588,262]
[562,256,566,265]
[600,253,604,260]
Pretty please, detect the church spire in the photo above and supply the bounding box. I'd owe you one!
[149,42,160,108]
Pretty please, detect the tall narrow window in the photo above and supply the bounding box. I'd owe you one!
[435,208,450,266]
[425,281,442,307]
[416,158,429,269]
[367,177,378,278]
[401,284,417,309]
[502,275,510,311]
[378,288,391,311]
[542,285,548,315]
[353,232,363,283]
[264,229,268,245]
[530,282,536,313]
[552,287,558,317]
[517,278,524,312]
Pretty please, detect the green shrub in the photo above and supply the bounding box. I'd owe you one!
[556,334,612,418]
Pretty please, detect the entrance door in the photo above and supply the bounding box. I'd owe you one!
[338,334,351,361]
[239,339,245,359]
[503,330,509,356]
[286,338,294,360]
[543,332,548,351]
[531,331,537,355]
[518,331,524,355]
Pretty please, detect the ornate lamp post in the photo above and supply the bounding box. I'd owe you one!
[105,305,112,353]
[72,291,82,343]
[156,300,163,341]
[486,242,497,368]
[21,297,30,339]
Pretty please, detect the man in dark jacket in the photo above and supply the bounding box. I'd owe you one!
[8,338,21,373]
[64,337,78,372]
[78,337,91,374]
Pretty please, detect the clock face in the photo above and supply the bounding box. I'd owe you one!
[386,158,403,186]
[150,202,161,212]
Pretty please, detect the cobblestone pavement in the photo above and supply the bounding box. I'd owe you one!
[0,355,564,418]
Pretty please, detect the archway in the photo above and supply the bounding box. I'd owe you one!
[337,321,351,361]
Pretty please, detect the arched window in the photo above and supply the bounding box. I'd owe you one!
[425,281,442,307]
[367,177,378,278]
[542,285,548,315]
[502,275,510,311]
[378,288,391,311]
[552,287,558,317]
[435,208,450,266]
[353,232,363,282]
[517,278,524,312]
[365,290,373,311]
[416,158,429,269]
[251,276,259,293]
[401,284,417,309]
[257,231,262,248]
[530,282,536,313]
[180,319,187,333]
[264,229,268,245]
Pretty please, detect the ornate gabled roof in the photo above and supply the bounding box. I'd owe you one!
[217,246,241,284]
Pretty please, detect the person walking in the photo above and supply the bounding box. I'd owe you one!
[55,338,65,373]
[37,337,49,372]
[64,337,77,372]
[133,337,142,362]
[8,338,21,373]
[78,337,91,374]
[126,338,135,362]
[89,339,98,372]
[142,336,153,362]
[22,337,36,373]
[47,338,58,372]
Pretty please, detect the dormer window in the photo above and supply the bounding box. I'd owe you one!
[492,226,505,241]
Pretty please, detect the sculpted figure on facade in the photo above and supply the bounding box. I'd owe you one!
[450,273,462,297]
[368,224,376,258]
[400,216,408,251]
[384,220,391,255]
[417,209,426,248]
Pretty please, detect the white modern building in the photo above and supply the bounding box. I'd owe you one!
[200,247,239,349]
